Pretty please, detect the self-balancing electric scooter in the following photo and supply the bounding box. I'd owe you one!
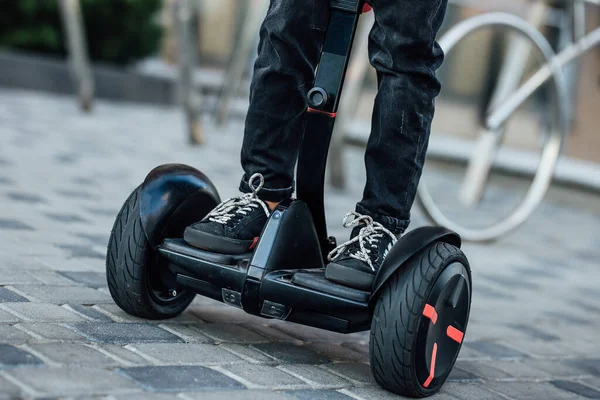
[106,1,472,397]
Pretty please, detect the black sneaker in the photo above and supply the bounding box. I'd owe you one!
[325,212,398,291]
[184,174,271,254]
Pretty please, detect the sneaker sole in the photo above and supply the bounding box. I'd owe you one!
[183,228,254,255]
[325,262,374,292]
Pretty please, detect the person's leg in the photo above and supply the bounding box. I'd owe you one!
[238,0,330,202]
[326,0,448,289]
[355,0,448,234]
[184,0,330,253]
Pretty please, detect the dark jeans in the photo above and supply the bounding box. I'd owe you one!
[239,0,448,234]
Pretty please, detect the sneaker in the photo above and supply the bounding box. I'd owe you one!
[184,173,271,254]
[325,212,398,291]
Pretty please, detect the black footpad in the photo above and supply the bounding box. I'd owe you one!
[291,269,370,303]
[160,239,251,265]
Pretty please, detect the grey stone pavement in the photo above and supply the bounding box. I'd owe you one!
[0,88,599,400]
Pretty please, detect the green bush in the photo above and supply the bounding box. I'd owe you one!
[0,0,163,66]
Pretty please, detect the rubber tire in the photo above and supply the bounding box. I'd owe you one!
[369,242,470,398]
[106,186,195,319]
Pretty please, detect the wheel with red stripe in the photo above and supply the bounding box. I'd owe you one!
[369,242,471,398]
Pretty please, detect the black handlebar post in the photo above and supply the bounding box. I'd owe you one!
[296,0,368,261]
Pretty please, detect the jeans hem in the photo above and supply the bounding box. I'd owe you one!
[239,176,294,202]
[355,203,410,235]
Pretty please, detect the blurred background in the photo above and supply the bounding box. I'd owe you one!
[1,0,598,240]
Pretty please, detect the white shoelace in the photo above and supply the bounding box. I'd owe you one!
[327,212,397,272]
[206,173,271,225]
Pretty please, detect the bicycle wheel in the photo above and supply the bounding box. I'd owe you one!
[416,12,570,242]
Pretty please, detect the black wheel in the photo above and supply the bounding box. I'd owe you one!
[369,241,471,398]
[106,186,195,319]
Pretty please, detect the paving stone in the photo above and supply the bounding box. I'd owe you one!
[0,218,33,231]
[65,304,113,321]
[55,243,105,259]
[108,393,181,400]
[117,365,244,392]
[278,364,351,388]
[0,376,21,399]
[267,323,348,344]
[1,303,84,322]
[568,359,600,377]
[284,389,353,399]
[0,288,28,303]
[487,382,582,400]
[189,304,264,324]
[0,268,43,284]
[320,363,375,385]
[28,343,120,367]
[157,323,212,343]
[523,359,590,378]
[24,269,78,285]
[93,344,151,366]
[196,324,268,343]
[347,386,454,400]
[465,341,528,360]
[304,342,368,364]
[0,344,43,367]
[242,323,302,343]
[94,304,200,323]
[223,364,306,387]
[7,366,139,396]
[68,323,185,344]
[508,323,561,341]
[0,325,32,343]
[454,361,513,380]
[36,256,99,272]
[551,380,600,399]
[59,271,107,288]
[252,343,330,365]
[182,390,290,400]
[218,343,280,364]
[441,382,506,400]
[126,343,243,365]
[447,367,481,383]
[6,192,47,204]
[0,309,19,323]
[11,285,112,304]
[15,323,86,341]
[44,213,88,224]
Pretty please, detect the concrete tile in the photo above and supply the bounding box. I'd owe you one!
[28,343,123,367]
[117,365,244,392]
[320,363,375,385]
[196,324,268,344]
[222,364,306,388]
[487,381,582,400]
[0,325,32,344]
[7,367,139,396]
[15,323,86,341]
[284,389,353,400]
[126,343,243,365]
[0,344,43,367]
[252,343,330,365]
[278,364,351,388]
[0,376,21,399]
[1,303,84,322]
[551,380,600,399]
[0,288,28,303]
[10,285,112,304]
[68,323,185,344]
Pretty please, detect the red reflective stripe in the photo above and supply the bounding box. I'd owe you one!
[423,342,438,388]
[423,304,438,324]
[248,237,259,250]
[307,108,337,118]
[446,325,464,343]
[362,4,372,13]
